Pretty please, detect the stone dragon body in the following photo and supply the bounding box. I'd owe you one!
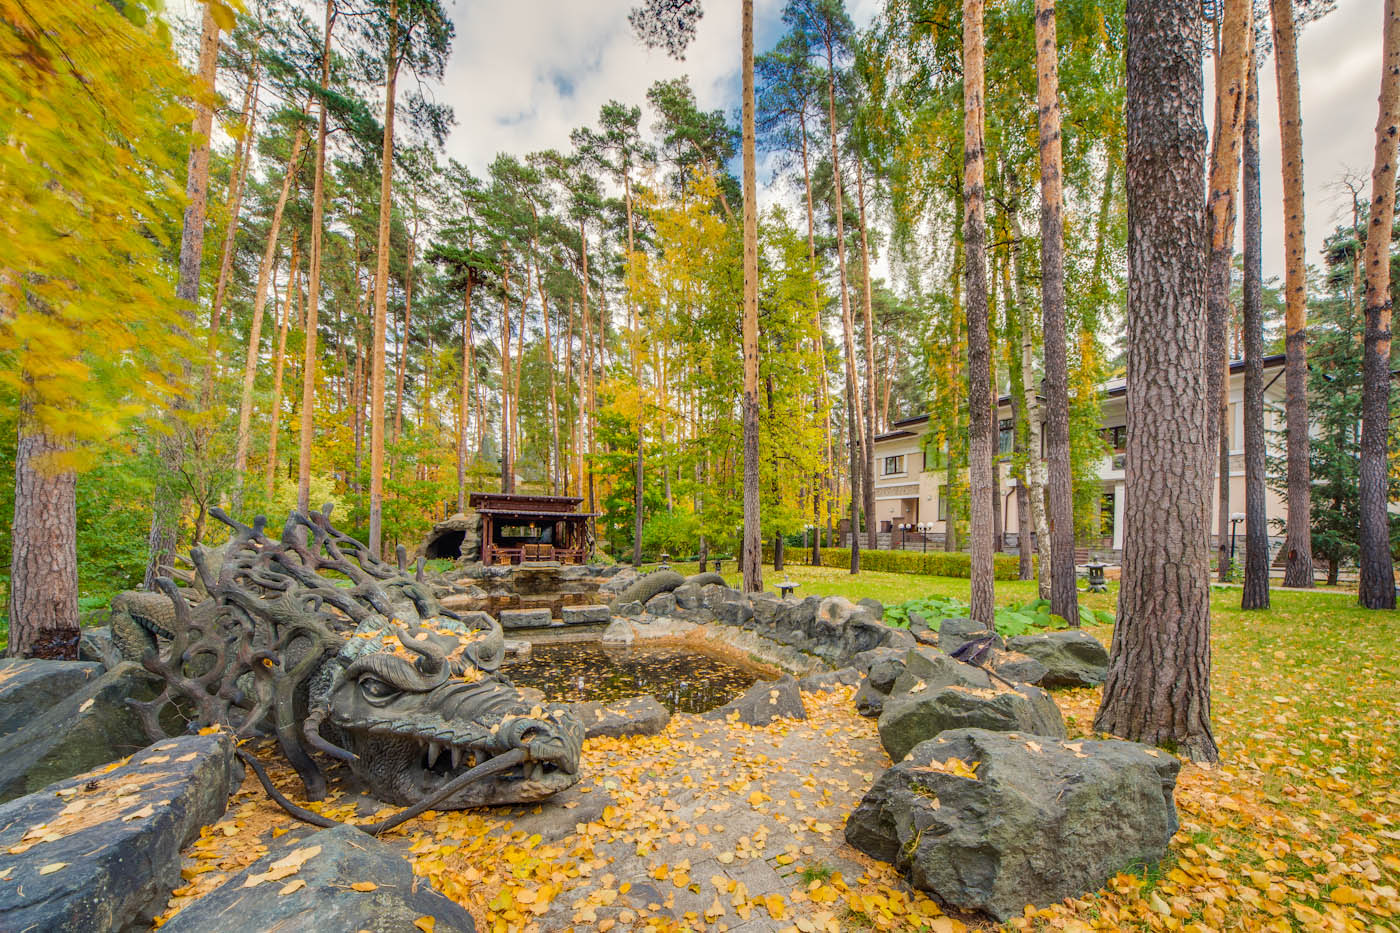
[111,507,582,810]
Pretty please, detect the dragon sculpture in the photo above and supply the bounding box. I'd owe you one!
[111,507,582,815]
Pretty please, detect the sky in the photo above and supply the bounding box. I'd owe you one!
[434,0,1380,283]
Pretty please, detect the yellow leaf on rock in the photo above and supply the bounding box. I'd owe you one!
[413,918,435,933]
[350,881,377,892]
[279,880,305,895]
[38,862,67,875]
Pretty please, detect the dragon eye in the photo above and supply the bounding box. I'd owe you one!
[359,676,398,700]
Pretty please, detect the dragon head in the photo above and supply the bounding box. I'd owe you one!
[312,614,583,808]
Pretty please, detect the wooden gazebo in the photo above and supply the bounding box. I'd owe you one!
[468,492,596,566]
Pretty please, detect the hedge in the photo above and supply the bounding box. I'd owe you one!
[767,546,1028,580]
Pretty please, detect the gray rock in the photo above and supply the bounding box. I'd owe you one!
[939,617,1003,654]
[878,681,1066,762]
[865,654,908,695]
[79,627,120,668]
[698,583,742,609]
[798,667,861,693]
[613,600,644,619]
[672,582,704,610]
[499,607,552,629]
[712,599,753,627]
[600,619,636,646]
[561,603,611,624]
[0,658,105,738]
[503,639,532,661]
[708,675,805,726]
[857,597,885,619]
[0,733,235,932]
[845,728,1181,921]
[817,596,858,626]
[161,823,475,933]
[599,567,643,597]
[890,647,992,697]
[644,591,677,616]
[849,647,904,677]
[0,661,160,802]
[570,696,671,738]
[906,611,930,633]
[1007,630,1110,688]
[615,569,685,606]
[883,628,917,652]
[987,649,1050,685]
[854,680,887,718]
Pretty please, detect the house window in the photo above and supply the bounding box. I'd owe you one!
[1103,425,1127,451]
[998,418,1014,456]
[882,455,905,476]
[923,446,946,472]
[937,486,948,521]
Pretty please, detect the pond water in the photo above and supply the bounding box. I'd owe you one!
[504,642,774,714]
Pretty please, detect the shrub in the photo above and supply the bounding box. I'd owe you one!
[779,547,1028,580]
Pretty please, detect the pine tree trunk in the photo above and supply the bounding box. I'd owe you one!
[741,0,763,593]
[298,1,333,515]
[1204,0,1250,579]
[1035,0,1077,624]
[208,60,260,356]
[1094,0,1218,763]
[457,278,473,512]
[1268,0,1315,588]
[1359,0,1400,610]
[846,383,862,571]
[393,236,416,443]
[7,400,78,659]
[1241,50,1271,609]
[856,160,878,551]
[266,238,299,502]
[368,0,398,559]
[964,0,995,627]
[1216,355,1232,580]
[233,128,306,512]
[800,118,827,568]
[145,5,218,587]
[500,261,513,493]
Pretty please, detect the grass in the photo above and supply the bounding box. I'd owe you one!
[672,561,1400,929]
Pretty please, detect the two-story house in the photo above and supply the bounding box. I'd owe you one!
[870,354,1291,560]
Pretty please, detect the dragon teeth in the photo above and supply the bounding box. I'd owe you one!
[426,741,443,768]
[450,746,462,770]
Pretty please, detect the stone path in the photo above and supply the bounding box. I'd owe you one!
[159,686,958,932]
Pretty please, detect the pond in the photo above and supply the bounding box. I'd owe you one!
[503,642,775,714]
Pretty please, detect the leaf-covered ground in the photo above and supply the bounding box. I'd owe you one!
[155,571,1399,932]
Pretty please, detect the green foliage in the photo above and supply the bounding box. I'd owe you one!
[804,547,1026,580]
[884,594,1114,636]
[641,509,701,561]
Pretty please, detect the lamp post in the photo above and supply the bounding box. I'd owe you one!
[917,522,929,553]
[1229,512,1245,573]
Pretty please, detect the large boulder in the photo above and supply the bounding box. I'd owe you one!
[0,733,235,932]
[644,591,677,616]
[708,675,805,726]
[570,696,671,738]
[615,569,685,607]
[0,658,105,737]
[671,582,704,610]
[161,823,475,933]
[599,567,643,598]
[879,681,1065,761]
[889,647,992,697]
[985,649,1050,685]
[938,617,1003,655]
[1007,630,1110,688]
[798,667,860,693]
[854,680,888,718]
[419,511,481,562]
[845,728,1181,921]
[0,661,160,802]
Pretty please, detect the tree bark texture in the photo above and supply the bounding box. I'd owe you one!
[1094,0,1219,763]
[298,0,334,516]
[368,0,399,559]
[145,5,218,588]
[266,238,299,501]
[233,128,306,512]
[1035,0,1077,625]
[1241,52,1271,610]
[1359,0,1400,610]
[1269,0,1315,588]
[964,0,995,628]
[857,161,878,551]
[741,0,763,593]
[8,402,78,659]
[1203,0,1250,578]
